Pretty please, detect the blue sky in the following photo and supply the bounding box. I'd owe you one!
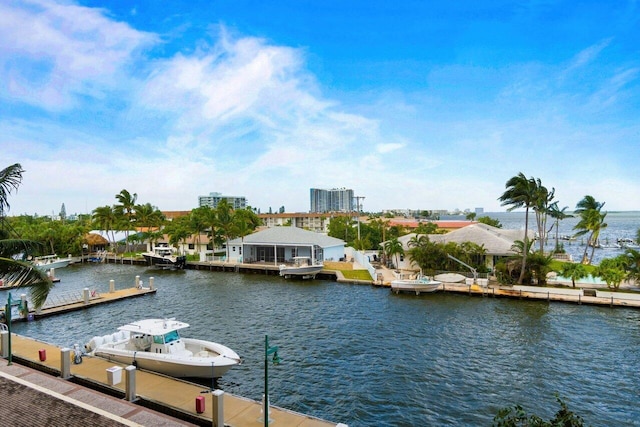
[2,0,639,216]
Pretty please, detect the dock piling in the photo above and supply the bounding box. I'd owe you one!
[83,288,90,304]
[212,389,224,427]
[125,365,137,402]
[109,279,115,293]
[60,348,71,379]
[149,277,154,290]
[1,330,8,358]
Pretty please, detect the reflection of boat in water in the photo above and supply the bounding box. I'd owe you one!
[32,254,72,271]
[279,257,323,279]
[391,273,442,295]
[84,318,241,379]
[141,245,186,269]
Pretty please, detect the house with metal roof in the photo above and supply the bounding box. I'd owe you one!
[390,223,534,271]
[227,226,346,265]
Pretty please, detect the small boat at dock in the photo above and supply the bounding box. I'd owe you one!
[279,256,323,279]
[391,273,442,295]
[141,245,187,269]
[84,318,241,379]
[32,254,72,271]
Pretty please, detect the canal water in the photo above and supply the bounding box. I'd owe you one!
[4,264,640,426]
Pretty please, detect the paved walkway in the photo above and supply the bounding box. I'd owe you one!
[0,359,197,426]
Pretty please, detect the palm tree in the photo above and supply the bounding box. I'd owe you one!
[623,248,640,285]
[498,173,537,284]
[559,262,588,288]
[531,178,555,253]
[92,205,117,252]
[115,189,137,253]
[215,200,236,262]
[383,237,404,270]
[547,203,573,253]
[573,195,607,264]
[0,163,52,309]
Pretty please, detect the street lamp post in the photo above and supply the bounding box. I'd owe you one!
[354,196,365,243]
[264,335,281,427]
[4,292,13,365]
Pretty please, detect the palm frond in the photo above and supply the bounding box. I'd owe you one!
[0,258,53,309]
[0,239,43,259]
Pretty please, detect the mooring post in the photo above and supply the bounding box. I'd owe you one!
[60,348,71,379]
[125,365,137,401]
[149,277,154,290]
[83,288,90,304]
[0,330,8,358]
[109,279,115,293]
[212,389,224,427]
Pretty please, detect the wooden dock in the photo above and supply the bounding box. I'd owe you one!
[398,281,640,309]
[1,286,158,322]
[4,334,340,427]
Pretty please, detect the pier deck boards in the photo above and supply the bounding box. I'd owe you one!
[5,334,338,427]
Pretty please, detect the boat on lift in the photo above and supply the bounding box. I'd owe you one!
[279,256,324,279]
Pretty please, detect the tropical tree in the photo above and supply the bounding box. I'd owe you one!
[215,200,237,261]
[92,205,118,251]
[115,189,137,252]
[477,216,502,228]
[531,178,555,253]
[559,262,588,288]
[573,195,607,264]
[623,248,640,284]
[547,203,573,253]
[498,173,537,284]
[594,257,626,290]
[0,163,53,309]
[383,237,404,269]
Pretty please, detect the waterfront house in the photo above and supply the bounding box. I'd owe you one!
[227,226,345,265]
[387,223,534,271]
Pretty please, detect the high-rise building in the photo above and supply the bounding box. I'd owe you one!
[309,188,354,213]
[198,192,247,209]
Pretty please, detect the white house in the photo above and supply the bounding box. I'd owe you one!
[227,227,345,265]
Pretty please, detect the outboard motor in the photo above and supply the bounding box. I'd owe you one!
[73,343,83,364]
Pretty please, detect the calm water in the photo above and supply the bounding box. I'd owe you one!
[5,263,640,426]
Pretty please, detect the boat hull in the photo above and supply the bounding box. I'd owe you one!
[92,338,240,379]
[391,280,442,295]
[142,253,187,269]
[279,265,324,279]
[34,258,71,270]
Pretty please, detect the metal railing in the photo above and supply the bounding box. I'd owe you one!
[42,288,101,309]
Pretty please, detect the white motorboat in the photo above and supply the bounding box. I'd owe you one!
[84,318,241,379]
[279,256,324,279]
[391,273,442,295]
[32,254,71,271]
[141,245,187,269]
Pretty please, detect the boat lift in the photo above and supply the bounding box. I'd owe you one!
[446,254,479,286]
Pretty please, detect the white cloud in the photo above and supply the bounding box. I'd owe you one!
[0,0,157,109]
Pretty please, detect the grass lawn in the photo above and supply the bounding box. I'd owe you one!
[340,270,374,281]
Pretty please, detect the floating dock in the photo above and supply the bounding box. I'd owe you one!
[1,281,157,322]
[2,334,342,427]
[389,281,640,309]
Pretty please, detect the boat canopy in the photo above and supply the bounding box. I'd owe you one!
[118,318,189,336]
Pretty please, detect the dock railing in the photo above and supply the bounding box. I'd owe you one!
[42,288,101,309]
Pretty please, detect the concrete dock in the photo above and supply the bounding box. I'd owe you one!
[2,333,341,427]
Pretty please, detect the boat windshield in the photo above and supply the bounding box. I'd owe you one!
[153,330,180,344]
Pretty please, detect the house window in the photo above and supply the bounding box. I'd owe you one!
[239,247,242,255]
[188,244,195,250]
[400,255,404,262]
